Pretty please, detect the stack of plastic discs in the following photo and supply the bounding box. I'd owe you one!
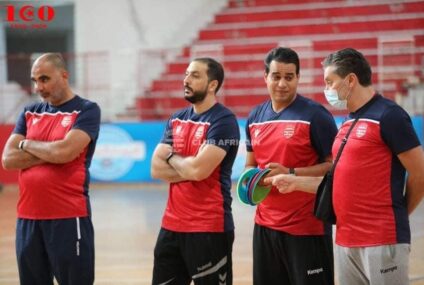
[237,168,272,206]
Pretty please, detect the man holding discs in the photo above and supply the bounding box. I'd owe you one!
[245,47,337,285]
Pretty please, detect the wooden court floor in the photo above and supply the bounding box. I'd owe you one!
[0,183,423,285]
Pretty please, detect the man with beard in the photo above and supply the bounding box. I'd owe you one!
[150,57,240,285]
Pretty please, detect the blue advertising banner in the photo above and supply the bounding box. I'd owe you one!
[413,116,423,144]
[91,122,164,182]
[91,116,423,183]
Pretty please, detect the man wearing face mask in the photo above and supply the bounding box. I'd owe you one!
[150,58,240,285]
[267,48,424,285]
[323,76,351,109]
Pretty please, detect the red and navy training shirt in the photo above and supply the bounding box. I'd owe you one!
[333,94,420,247]
[246,95,338,235]
[13,95,100,219]
[160,103,240,232]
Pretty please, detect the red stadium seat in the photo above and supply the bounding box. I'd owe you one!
[134,0,424,120]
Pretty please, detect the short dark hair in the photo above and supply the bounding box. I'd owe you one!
[193,57,225,93]
[322,48,372,86]
[36,53,67,71]
[264,47,300,75]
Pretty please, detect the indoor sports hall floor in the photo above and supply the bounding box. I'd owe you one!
[0,183,423,285]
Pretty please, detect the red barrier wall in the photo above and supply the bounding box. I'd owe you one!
[0,125,18,184]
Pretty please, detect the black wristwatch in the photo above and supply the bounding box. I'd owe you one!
[288,167,296,176]
[165,152,174,164]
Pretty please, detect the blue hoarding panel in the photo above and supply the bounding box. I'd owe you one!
[91,116,423,183]
[91,122,165,182]
[412,116,423,144]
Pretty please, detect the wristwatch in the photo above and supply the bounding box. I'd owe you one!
[165,152,174,164]
[18,140,26,151]
[288,167,296,176]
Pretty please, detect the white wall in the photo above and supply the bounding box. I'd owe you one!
[74,0,227,120]
[0,22,7,85]
[75,0,227,50]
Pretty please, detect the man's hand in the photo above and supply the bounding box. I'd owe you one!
[264,174,298,193]
[265,174,323,194]
[2,134,44,170]
[259,162,290,187]
[151,143,185,183]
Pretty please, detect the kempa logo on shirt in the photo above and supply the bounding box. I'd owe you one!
[307,267,323,275]
[61,116,72,127]
[194,125,205,139]
[283,125,295,138]
[356,123,368,138]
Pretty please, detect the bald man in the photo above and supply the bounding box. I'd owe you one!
[2,53,101,285]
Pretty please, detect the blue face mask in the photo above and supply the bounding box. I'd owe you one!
[324,89,347,109]
[324,78,351,109]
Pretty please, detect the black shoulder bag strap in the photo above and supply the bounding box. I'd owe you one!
[330,117,359,173]
[314,98,374,224]
[331,97,375,172]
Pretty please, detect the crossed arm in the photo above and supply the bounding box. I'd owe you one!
[151,143,226,183]
[2,130,91,170]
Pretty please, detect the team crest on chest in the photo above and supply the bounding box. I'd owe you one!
[61,116,72,127]
[176,125,182,135]
[194,125,205,139]
[283,125,295,139]
[32,117,40,125]
[356,123,368,138]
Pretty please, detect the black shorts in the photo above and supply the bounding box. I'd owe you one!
[253,224,334,285]
[152,228,234,285]
[16,217,95,285]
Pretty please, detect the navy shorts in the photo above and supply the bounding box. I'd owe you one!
[16,217,95,285]
[253,224,334,285]
[152,228,234,285]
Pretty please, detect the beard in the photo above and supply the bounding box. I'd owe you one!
[184,86,208,104]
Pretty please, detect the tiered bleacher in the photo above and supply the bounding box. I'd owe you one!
[135,0,424,120]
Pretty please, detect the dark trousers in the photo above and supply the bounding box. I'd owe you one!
[152,228,234,285]
[16,217,95,285]
[253,224,334,285]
